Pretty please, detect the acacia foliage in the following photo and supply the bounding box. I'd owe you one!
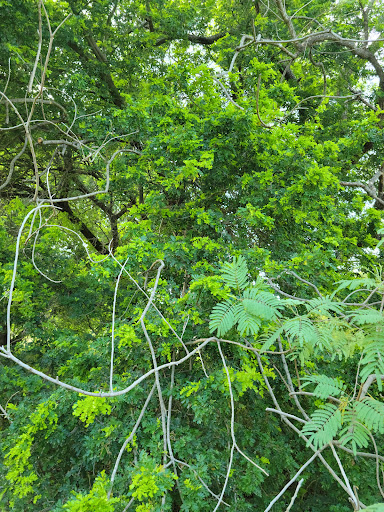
[1,0,384,511]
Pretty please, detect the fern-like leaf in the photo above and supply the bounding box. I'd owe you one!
[209,299,241,336]
[301,375,346,399]
[302,403,342,449]
[339,408,371,454]
[305,296,343,316]
[283,316,321,347]
[360,339,384,390]
[236,309,262,336]
[354,398,384,434]
[259,326,285,352]
[348,309,383,325]
[242,289,283,320]
[332,277,378,297]
[221,256,249,291]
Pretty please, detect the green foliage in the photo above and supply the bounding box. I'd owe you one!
[72,396,113,428]
[364,504,384,511]
[129,453,178,510]
[209,258,283,336]
[301,386,384,453]
[4,400,58,505]
[2,0,384,509]
[220,255,249,291]
[302,403,343,450]
[302,375,346,399]
[360,339,384,390]
[61,471,119,511]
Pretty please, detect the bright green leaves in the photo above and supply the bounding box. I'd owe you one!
[223,364,271,397]
[221,256,248,291]
[72,395,112,428]
[360,340,384,390]
[4,400,58,504]
[62,471,119,512]
[129,453,178,510]
[364,504,384,512]
[116,324,142,349]
[210,299,243,336]
[301,373,384,454]
[352,398,384,433]
[180,150,214,186]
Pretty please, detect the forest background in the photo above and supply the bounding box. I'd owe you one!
[1,0,384,510]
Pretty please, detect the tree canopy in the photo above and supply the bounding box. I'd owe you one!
[1,0,384,511]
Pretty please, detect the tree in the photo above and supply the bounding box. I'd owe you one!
[1,0,384,510]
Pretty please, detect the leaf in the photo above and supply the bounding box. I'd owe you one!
[242,289,284,320]
[209,299,241,336]
[301,375,346,399]
[236,308,262,336]
[259,325,285,352]
[360,339,384,389]
[354,398,384,434]
[283,316,322,347]
[348,309,384,325]
[331,277,378,298]
[305,296,343,316]
[338,407,371,455]
[364,504,384,512]
[302,403,342,449]
[221,255,249,291]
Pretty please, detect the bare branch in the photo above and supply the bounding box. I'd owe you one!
[264,447,325,512]
[108,383,156,498]
[340,181,384,207]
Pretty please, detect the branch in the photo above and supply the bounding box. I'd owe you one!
[0,339,212,398]
[172,458,230,506]
[266,408,307,424]
[264,448,326,512]
[333,441,384,463]
[256,76,274,129]
[0,136,28,192]
[60,200,107,254]
[67,38,126,109]
[0,97,67,113]
[340,181,384,207]
[108,382,156,498]
[357,374,384,400]
[285,478,304,512]
[155,32,227,46]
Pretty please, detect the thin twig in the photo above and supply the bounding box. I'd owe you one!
[264,448,325,512]
[110,257,130,392]
[285,478,304,512]
[108,383,156,498]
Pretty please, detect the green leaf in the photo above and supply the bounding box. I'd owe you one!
[209,299,241,336]
[360,340,384,389]
[339,408,371,454]
[305,296,343,316]
[221,256,249,291]
[364,504,384,511]
[348,309,383,325]
[331,278,378,298]
[242,288,283,320]
[301,375,346,399]
[354,398,384,434]
[302,403,342,449]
